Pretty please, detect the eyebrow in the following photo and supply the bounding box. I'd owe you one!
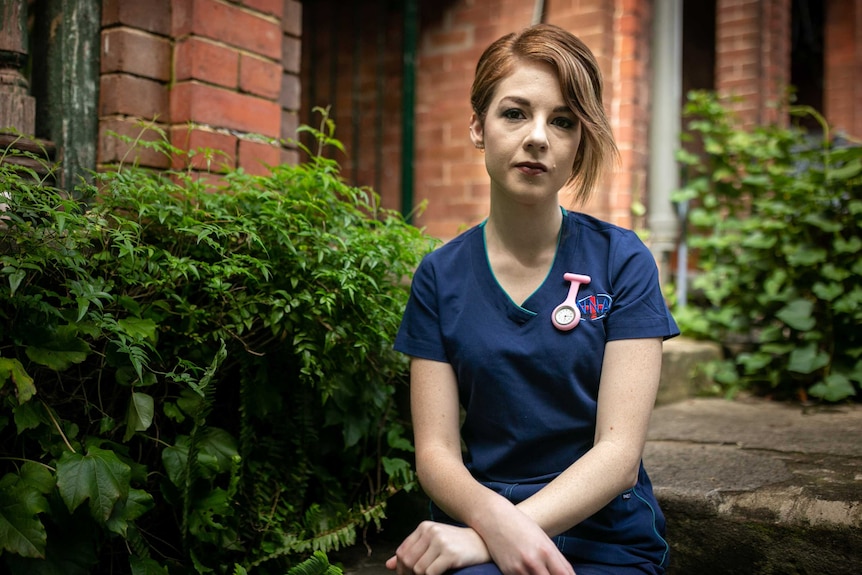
[499,96,573,114]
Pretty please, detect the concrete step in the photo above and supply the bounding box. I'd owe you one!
[656,336,722,406]
[645,397,862,574]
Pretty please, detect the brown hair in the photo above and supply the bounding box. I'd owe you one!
[470,24,618,203]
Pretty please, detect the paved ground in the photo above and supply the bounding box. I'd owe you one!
[333,396,862,575]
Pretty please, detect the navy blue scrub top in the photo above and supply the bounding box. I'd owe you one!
[394,208,680,567]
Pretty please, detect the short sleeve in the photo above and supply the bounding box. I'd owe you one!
[604,234,680,341]
[394,257,450,362]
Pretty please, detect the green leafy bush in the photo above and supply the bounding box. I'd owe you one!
[673,91,862,402]
[0,120,436,574]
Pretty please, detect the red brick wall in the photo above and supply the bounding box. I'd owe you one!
[824,0,862,138]
[98,0,302,175]
[715,0,791,126]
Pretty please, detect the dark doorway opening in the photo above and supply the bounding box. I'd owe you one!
[791,0,825,132]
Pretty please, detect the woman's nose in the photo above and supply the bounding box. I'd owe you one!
[525,120,549,150]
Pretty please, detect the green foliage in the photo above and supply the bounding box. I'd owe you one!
[673,91,862,402]
[0,119,436,574]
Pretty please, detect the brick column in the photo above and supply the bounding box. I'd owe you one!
[281,0,302,165]
[609,0,652,232]
[171,0,283,175]
[413,2,517,240]
[824,0,862,138]
[100,0,173,168]
[99,0,302,175]
[715,0,791,127]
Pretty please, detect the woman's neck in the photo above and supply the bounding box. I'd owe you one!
[485,201,563,263]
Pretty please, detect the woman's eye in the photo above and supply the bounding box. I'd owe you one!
[502,109,524,120]
[552,117,576,129]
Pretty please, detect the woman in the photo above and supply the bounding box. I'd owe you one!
[386,24,679,575]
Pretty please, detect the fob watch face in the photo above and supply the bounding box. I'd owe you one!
[554,305,576,326]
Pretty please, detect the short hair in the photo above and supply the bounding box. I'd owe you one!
[470,24,618,204]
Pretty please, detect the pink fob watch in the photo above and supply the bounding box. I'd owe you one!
[551,273,591,331]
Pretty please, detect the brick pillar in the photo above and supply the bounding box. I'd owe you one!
[171,0,283,175]
[715,0,791,127]
[281,0,302,165]
[100,0,173,168]
[99,0,302,175]
[609,0,652,232]
[824,0,862,138]
[413,1,522,240]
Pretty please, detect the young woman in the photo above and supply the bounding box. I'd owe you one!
[386,24,679,575]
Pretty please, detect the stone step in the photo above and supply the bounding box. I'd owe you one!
[646,397,862,574]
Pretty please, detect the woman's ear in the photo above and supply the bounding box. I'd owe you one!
[469,113,484,149]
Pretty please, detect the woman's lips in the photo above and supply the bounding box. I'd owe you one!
[515,162,547,176]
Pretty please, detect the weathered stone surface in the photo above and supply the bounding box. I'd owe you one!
[656,337,722,405]
[646,398,862,574]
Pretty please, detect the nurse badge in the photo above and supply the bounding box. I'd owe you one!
[551,273,591,331]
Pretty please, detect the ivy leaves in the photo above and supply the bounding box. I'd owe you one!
[56,446,153,538]
[0,464,51,558]
[675,92,862,401]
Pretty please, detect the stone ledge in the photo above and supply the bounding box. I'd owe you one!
[657,337,722,405]
[645,398,862,574]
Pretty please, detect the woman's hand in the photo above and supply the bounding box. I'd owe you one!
[477,502,575,575]
[385,521,490,575]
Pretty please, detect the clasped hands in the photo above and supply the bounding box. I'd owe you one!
[385,508,575,575]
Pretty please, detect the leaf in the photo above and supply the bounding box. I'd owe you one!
[288,550,341,575]
[826,157,862,181]
[7,269,25,297]
[0,357,36,404]
[787,344,830,375]
[161,440,189,487]
[0,477,49,558]
[13,402,44,434]
[785,247,827,267]
[124,392,155,441]
[18,463,55,495]
[106,488,154,536]
[800,213,842,233]
[198,427,240,475]
[834,236,862,254]
[812,282,843,301]
[737,352,773,373]
[740,232,775,249]
[130,555,170,575]
[25,329,91,372]
[808,373,856,402]
[386,428,415,452]
[776,299,816,331]
[56,446,131,522]
[118,317,158,343]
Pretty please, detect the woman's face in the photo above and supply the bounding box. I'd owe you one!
[470,60,582,207]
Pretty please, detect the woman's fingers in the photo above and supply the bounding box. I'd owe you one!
[385,521,492,575]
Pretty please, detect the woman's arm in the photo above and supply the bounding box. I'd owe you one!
[516,337,664,536]
[388,358,573,575]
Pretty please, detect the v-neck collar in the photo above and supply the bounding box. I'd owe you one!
[473,208,573,325]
